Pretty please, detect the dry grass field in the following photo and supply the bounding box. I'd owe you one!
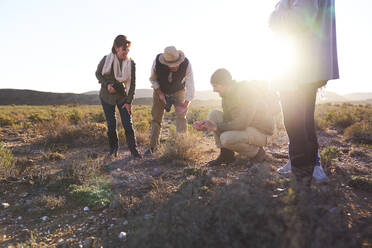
[0,103,371,247]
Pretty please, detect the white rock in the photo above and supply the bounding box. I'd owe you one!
[17,216,22,220]
[2,203,10,209]
[118,231,127,239]
[144,214,152,220]
[41,216,48,221]
[123,220,128,225]
[83,206,90,212]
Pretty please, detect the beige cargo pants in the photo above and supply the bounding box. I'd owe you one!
[150,89,187,149]
[208,110,268,158]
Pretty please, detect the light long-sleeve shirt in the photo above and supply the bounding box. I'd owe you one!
[149,59,195,102]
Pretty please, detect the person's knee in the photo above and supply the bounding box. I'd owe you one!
[208,110,222,122]
[220,133,234,149]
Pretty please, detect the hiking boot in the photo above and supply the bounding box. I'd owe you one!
[207,148,235,166]
[131,148,142,159]
[251,147,266,163]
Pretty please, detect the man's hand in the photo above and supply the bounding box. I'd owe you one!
[107,84,116,94]
[193,120,217,132]
[122,103,132,115]
[203,120,217,132]
[175,100,189,115]
[156,89,166,104]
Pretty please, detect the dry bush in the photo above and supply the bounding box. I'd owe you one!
[158,132,204,165]
[344,120,372,144]
[36,195,66,210]
[0,142,15,178]
[39,116,107,146]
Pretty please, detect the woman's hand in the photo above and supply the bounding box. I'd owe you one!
[122,103,132,115]
[107,84,117,94]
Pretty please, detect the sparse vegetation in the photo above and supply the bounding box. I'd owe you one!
[0,142,15,178]
[320,146,339,167]
[0,103,371,247]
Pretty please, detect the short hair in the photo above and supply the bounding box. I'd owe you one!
[111,35,131,54]
[210,68,232,85]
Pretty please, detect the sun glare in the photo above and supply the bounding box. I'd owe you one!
[267,35,297,81]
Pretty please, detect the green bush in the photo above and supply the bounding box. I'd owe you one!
[349,176,372,192]
[0,142,15,178]
[69,178,112,208]
[68,110,84,125]
[320,146,339,166]
[344,120,372,144]
[134,120,150,132]
[0,115,14,126]
[90,111,106,123]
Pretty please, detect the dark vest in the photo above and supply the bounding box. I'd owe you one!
[155,54,189,94]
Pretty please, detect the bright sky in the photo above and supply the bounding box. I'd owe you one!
[0,0,371,95]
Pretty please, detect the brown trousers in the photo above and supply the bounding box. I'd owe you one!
[150,89,187,149]
[208,110,268,158]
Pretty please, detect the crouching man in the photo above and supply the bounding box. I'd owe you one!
[194,69,275,166]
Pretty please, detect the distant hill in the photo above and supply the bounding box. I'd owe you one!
[1,88,371,106]
[82,89,219,101]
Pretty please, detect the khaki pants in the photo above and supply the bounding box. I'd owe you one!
[208,110,268,158]
[150,89,187,149]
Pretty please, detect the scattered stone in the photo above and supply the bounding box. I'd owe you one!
[83,236,96,248]
[272,195,279,198]
[41,216,48,221]
[118,231,127,239]
[144,214,153,220]
[123,220,128,225]
[17,216,22,220]
[276,188,285,192]
[2,203,10,209]
[84,206,90,212]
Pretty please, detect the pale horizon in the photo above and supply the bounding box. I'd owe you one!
[1,0,371,95]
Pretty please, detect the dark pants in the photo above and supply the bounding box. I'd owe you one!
[280,83,320,179]
[100,98,137,152]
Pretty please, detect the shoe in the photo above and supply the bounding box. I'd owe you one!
[277,161,292,174]
[207,148,235,166]
[144,148,156,155]
[131,149,142,159]
[251,147,266,163]
[109,146,118,157]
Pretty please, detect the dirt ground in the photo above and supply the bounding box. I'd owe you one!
[1,122,372,247]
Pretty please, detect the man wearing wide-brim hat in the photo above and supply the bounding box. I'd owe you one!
[146,46,195,154]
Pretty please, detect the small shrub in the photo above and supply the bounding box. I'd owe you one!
[68,110,84,124]
[344,121,372,144]
[69,178,112,208]
[43,152,65,161]
[118,129,127,145]
[37,195,66,210]
[158,132,204,164]
[0,142,15,178]
[90,111,106,123]
[320,146,339,167]
[28,113,49,123]
[349,176,372,192]
[134,120,150,132]
[0,115,14,126]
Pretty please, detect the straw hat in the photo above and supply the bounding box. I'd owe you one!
[159,46,185,67]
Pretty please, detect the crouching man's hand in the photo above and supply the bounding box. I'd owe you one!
[193,120,217,132]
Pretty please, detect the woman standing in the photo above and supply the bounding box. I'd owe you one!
[95,35,141,158]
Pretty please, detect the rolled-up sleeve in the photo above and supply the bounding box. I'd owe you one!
[149,59,160,89]
[184,63,195,102]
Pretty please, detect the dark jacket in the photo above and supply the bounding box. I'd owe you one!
[95,56,136,105]
[217,81,275,135]
[155,54,189,94]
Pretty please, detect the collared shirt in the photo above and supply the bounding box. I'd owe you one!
[149,59,195,102]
